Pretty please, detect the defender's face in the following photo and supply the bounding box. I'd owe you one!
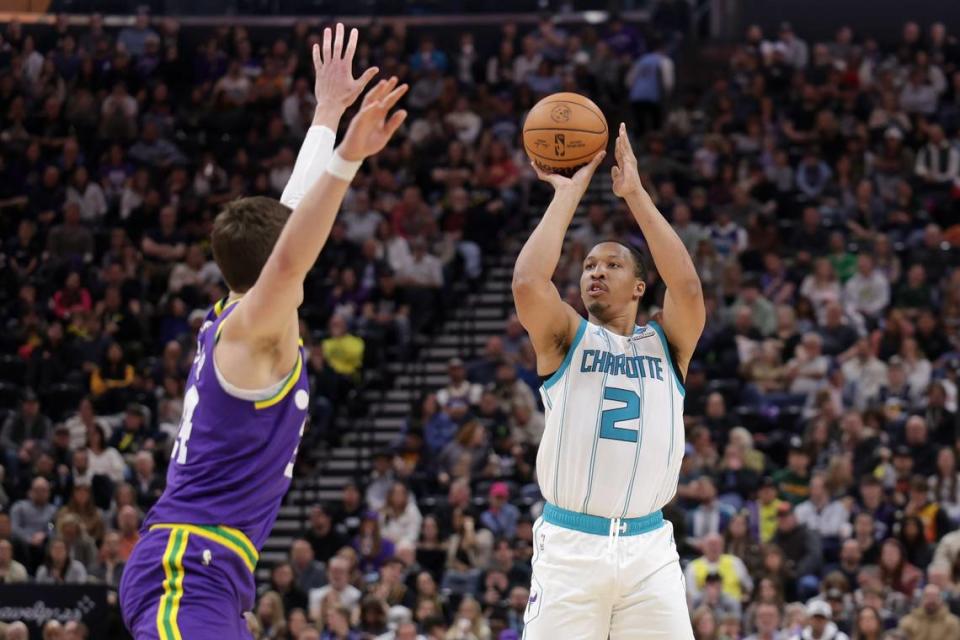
[580,243,644,321]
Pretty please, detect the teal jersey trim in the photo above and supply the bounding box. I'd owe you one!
[541,317,588,391]
[648,320,686,397]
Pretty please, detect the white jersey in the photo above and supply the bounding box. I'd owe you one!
[537,318,685,519]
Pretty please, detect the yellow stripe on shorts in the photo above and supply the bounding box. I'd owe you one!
[156,528,188,640]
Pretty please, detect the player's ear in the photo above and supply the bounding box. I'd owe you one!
[634,279,645,301]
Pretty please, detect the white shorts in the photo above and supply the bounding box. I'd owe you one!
[523,511,694,640]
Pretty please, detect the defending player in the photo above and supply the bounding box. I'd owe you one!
[512,124,705,639]
[119,26,407,639]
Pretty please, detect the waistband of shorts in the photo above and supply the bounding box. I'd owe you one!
[542,503,664,536]
[149,524,259,572]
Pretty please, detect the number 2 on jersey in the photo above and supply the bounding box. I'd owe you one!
[599,386,641,443]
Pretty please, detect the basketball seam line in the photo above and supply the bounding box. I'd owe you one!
[524,128,608,134]
[531,97,607,122]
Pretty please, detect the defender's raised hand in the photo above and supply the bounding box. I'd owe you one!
[338,77,408,161]
[531,150,606,194]
[611,123,645,199]
[313,23,379,119]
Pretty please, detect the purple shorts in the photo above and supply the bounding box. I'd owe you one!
[119,524,258,640]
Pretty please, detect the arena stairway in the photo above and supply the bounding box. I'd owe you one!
[255,174,617,583]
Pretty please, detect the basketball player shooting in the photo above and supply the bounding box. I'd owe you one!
[119,25,407,639]
[512,124,705,639]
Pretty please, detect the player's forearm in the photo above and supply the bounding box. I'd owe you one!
[312,104,344,130]
[514,187,582,286]
[624,190,701,299]
[268,170,352,285]
[280,123,337,208]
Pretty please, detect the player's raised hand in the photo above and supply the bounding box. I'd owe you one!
[611,123,645,199]
[313,23,379,117]
[531,150,605,194]
[337,77,408,161]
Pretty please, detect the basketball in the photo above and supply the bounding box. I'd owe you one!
[522,92,609,175]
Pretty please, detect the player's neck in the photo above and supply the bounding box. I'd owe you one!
[588,312,637,337]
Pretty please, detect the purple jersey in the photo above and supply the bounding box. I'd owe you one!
[144,298,309,552]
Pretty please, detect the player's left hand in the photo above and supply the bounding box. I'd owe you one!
[313,23,380,118]
[611,122,645,199]
[337,77,408,161]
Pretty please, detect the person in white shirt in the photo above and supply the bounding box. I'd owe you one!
[787,333,830,397]
[512,35,542,85]
[794,474,849,540]
[843,254,890,323]
[443,96,482,145]
[915,124,960,188]
[66,166,108,223]
[308,555,362,620]
[282,77,317,137]
[899,338,932,403]
[792,600,849,640]
[379,482,423,545]
[396,238,443,289]
[436,358,482,407]
[841,339,888,409]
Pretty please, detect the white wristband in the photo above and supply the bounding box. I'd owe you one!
[327,151,362,182]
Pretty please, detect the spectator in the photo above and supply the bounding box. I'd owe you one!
[322,315,365,381]
[10,477,56,562]
[380,482,423,545]
[0,539,28,583]
[796,600,849,640]
[35,536,88,584]
[897,584,960,640]
[479,483,520,540]
[116,505,140,561]
[303,504,348,565]
[89,530,125,587]
[685,533,754,602]
[309,555,362,621]
[772,502,823,597]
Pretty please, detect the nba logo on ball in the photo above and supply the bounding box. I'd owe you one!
[522,92,608,176]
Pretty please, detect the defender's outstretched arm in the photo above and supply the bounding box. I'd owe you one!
[225,78,407,360]
[281,23,379,208]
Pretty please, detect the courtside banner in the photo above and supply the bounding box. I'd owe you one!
[0,584,109,639]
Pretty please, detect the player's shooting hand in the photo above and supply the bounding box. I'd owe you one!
[337,77,408,161]
[530,150,605,194]
[611,122,645,199]
[313,23,380,119]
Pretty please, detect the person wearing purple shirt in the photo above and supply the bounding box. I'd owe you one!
[119,25,399,640]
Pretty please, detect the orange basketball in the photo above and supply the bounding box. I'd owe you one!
[522,92,609,175]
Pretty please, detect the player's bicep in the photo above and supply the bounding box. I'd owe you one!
[512,278,581,373]
[660,286,705,376]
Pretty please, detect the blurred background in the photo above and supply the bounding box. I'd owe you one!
[1,1,960,639]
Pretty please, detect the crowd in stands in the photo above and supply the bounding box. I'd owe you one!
[1,5,960,640]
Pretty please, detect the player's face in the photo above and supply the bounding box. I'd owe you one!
[581,243,644,323]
